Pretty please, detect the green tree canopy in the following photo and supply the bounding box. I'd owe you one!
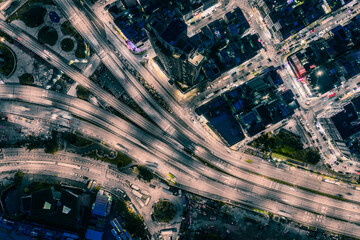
[137,165,153,182]
[153,200,176,223]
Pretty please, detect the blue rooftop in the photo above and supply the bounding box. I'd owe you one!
[208,111,245,146]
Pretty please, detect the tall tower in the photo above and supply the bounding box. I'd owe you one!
[145,17,204,87]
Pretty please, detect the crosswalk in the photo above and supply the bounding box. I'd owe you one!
[304,211,326,223]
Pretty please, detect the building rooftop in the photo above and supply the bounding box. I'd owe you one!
[92,193,109,217]
[188,51,204,66]
[160,19,187,45]
[330,102,360,140]
[85,229,104,240]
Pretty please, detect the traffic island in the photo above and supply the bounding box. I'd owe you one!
[38,26,58,46]
[60,38,74,52]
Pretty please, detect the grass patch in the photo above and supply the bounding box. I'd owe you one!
[24,181,61,194]
[0,44,15,76]
[64,133,93,147]
[115,199,146,238]
[85,150,132,168]
[11,6,46,27]
[60,38,74,52]
[18,73,34,85]
[136,165,153,182]
[76,85,90,101]
[251,130,320,164]
[38,26,58,46]
[60,21,86,59]
[7,0,54,24]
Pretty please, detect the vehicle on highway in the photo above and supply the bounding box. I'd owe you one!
[328,92,336,98]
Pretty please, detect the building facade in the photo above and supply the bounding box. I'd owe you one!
[145,18,204,87]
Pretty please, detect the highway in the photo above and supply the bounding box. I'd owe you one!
[2,147,360,237]
[0,19,190,150]
[0,85,356,201]
[1,0,360,236]
[4,86,360,237]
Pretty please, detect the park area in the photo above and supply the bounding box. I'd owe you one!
[61,21,87,58]
[38,26,58,46]
[250,130,320,164]
[7,0,55,27]
[7,0,89,59]
[60,38,74,52]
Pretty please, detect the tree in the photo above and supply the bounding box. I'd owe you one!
[19,73,34,85]
[44,142,58,155]
[115,200,146,238]
[76,85,90,101]
[14,171,24,185]
[44,131,59,155]
[153,200,176,223]
[137,165,153,182]
[305,149,320,164]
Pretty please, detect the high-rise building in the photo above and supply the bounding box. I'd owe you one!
[318,99,360,156]
[145,17,204,87]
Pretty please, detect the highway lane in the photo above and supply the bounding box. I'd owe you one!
[3,85,360,205]
[56,0,225,154]
[0,85,356,201]
[2,3,360,235]
[5,89,360,230]
[2,149,360,238]
[0,148,171,236]
[0,0,315,207]
[0,19,189,149]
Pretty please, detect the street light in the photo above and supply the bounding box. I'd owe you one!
[316,70,323,76]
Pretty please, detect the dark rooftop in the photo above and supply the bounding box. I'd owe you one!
[331,102,360,140]
[160,19,187,45]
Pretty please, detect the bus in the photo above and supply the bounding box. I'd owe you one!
[328,92,336,98]
[168,172,176,179]
[130,184,140,191]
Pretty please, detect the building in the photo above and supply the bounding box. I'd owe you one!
[21,187,91,231]
[92,192,111,217]
[250,0,349,43]
[146,17,204,87]
[318,99,360,156]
